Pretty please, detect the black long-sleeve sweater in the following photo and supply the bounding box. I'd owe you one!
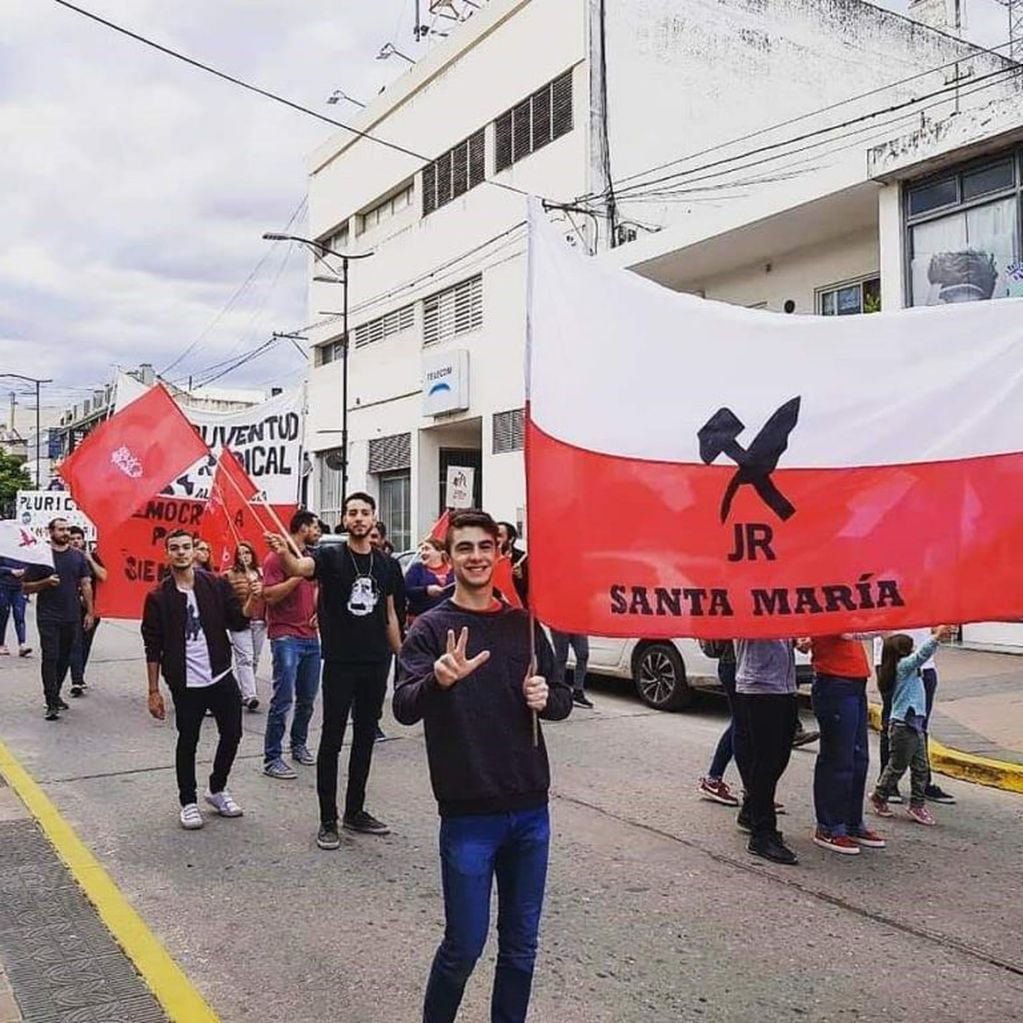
[395,599,572,817]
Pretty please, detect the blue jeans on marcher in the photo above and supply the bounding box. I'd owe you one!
[264,636,321,763]
[812,675,869,837]
[0,587,27,647]
[424,807,550,1023]
[707,660,744,784]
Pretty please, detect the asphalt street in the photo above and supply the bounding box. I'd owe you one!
[1,614,1022,1023]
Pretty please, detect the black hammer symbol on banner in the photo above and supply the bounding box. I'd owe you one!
[698,397,802,523]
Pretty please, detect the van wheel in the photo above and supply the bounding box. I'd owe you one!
[634,643,693,711]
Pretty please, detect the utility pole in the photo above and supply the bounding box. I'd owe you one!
[0,374,51,488]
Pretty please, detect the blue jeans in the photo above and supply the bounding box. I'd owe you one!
[0,588,27,647]
[707,659,739,782]
[264,636,321,763]
[424,807,550,1023]
[812,675,869,837]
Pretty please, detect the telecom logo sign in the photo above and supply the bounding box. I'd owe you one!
[422,349,470,416]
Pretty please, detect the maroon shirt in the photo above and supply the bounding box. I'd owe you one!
[262,551,317,641]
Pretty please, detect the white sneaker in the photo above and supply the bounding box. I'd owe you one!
[179,803,204,830]
[204,788,243,818]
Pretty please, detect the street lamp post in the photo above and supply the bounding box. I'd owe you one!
[262,233,373,510]
[0,373,52,488]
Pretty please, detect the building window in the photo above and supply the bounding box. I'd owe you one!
[318,223,349,255]
[368,432,411,474]
[422,130,485,216]
[905,148,1023,306]
[493,409,524,453]
[354,304,415,349]
[377,471,411,553]
[315,339,345,367]
[495,70,574,172]
[423,275,483,346]
[817,277,881,316]
[357,182,413,235]
[318,449,345,529]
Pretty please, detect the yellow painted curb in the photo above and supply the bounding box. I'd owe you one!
[0,739,219,1023]
[867,703,1023,795]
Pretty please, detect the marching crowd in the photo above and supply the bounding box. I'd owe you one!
[1,497,960,1022]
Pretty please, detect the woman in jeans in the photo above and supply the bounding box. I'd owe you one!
[226,543,266,711]
[0,557,31,656]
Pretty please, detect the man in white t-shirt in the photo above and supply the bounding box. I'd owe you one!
[874,628,956,805]
[142,529,260,829]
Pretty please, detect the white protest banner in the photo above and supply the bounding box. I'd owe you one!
[115,374,304,505]
[15,491,96,543]
[0,520,55,568]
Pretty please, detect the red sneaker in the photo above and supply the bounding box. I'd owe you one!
[850,827,887,849]
[812,829,861,855]
[869,793,894,818]
[698,777,740,807]
[907,804,937,826]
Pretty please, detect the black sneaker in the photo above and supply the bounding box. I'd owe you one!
[343,811,390,836]
[57,698,70,710]
[44,706,60,721]
[70,685,84,698]
[925,784,956,804]
[791,725,819,748]
[316,823,341,850]
[374,725,387,742]
[573,691,594,708]
[748,831,798,865]
[885,788,904,805]
[736,810,752,834]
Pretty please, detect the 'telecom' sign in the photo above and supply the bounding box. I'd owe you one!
[422,349,470,416]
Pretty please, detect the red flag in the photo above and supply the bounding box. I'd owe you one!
[60,385,209,529]
[493,554,523,609]
[429,509,451,542]
[201,447,278,571]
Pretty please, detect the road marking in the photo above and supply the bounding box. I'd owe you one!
[0,738,218,1023]
[866,704,1023,794]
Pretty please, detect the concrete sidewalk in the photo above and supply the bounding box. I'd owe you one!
[866,645,1023,792]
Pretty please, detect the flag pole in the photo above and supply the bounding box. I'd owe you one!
[528,611,539,749]
[214,450,300,557]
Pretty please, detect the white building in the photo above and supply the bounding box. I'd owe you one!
[304,0,1023,644]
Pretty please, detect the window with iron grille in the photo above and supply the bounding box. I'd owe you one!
[492,408,525,454]
[353,303,415,349]
[316,338,345,367]
[423,130,486,216]
[368,432,411,474]
[423,275,483,346]
[495,70,573,172]
[318,450,344,527]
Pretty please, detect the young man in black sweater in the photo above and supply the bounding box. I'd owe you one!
[395,510,572,1023]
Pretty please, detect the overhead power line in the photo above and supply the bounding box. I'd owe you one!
[51,0,530,201]
[575,38,1020,207]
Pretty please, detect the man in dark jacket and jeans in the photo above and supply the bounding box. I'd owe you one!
[395,510,572,1023]
[142,529,258,830]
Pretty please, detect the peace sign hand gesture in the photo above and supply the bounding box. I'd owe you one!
[434,627,491,689]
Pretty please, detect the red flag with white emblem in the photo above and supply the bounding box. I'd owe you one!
[59,385,210,530]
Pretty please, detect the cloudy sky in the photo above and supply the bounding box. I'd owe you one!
[0,0,1009,427]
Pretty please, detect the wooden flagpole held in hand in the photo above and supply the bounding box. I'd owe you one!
[528,612,539,749]
[214,454,301,557]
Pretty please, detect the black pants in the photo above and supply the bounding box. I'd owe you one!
[735,693,797,838]
[70,618,100,685]
[38,620,80,708]
[169,675,243,806]
[317,660,389,825]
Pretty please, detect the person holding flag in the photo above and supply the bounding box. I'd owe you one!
[394,509,572,1023]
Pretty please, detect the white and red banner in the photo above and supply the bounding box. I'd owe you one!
[525,201,1023,638]
[0,520,54,568]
